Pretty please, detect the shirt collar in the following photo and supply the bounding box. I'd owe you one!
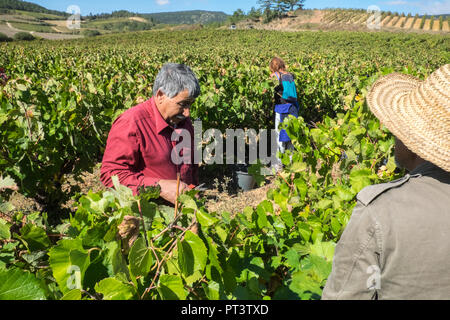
[149,96,171,135]
[410,161,446,177]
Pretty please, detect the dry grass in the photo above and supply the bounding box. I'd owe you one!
[423,19,431,30]
[205,177,276,214]
[129,17,148,23]
[395,17,406,28]
[404,17,414,29]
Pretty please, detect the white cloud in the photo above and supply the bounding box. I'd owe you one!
[156,0,170,5]
[418,0,450,14]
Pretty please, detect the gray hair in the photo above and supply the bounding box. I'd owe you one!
[153,63,200,99]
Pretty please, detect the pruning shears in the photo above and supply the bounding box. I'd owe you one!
[188,183,207,192]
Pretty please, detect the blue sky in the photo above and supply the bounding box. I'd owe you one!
[32,0,450,15]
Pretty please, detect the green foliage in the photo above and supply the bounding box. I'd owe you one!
[13,32,35,41]
[82,29,101,37]
[141,10,228,25]
[84,20,153,32]
[0,32,12,42]
[410,14,418,29]
[10,22,55,33]
[85,10,144,21]
[0,268,46,300]
[420,15,427,29]
[0,171,343,300]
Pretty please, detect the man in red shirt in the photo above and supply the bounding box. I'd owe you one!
[100,63,200,204]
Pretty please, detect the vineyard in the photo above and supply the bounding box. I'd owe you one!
[0,29,449,300]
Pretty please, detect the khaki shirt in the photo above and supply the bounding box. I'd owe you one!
[322,162,450,300]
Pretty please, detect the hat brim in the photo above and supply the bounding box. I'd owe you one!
[366,66,450,172]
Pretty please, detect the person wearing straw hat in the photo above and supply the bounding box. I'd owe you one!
[322,64,450,300]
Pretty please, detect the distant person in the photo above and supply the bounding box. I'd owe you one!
[100,63,200,205]
[269,57,299,171]
[322,64,450,299]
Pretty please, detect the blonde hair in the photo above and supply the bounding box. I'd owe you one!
[270,57,286,73]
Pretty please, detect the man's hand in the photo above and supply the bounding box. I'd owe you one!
[158,179,190,204]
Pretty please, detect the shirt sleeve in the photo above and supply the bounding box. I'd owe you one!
[100,116,160,195]
[321,202,382,300]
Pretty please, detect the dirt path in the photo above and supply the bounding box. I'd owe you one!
[3,20,81,40]
[0,24,16,37]
[43,20,68,27]
[204,177,276,214]
[129,17,148,23]
[6,22,20,32]
[309,10,324,24]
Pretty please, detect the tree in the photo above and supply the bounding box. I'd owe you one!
[233,9,245,18]
[257,0,274,12]
[274,0,290,15]
[258,1,305,18]
[0,32,12,42]
[229,8,246,24]
[281,0,305,12]
[13,32,35,41]
[248,7,262,19]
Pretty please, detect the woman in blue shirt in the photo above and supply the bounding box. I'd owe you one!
[269,57,299,171]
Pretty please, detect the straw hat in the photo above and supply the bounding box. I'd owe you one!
[366,64,450,172]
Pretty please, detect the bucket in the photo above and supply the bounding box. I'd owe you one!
[236,171,256,191]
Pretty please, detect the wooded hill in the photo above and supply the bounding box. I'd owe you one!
[0,0,67,17]
[142,10,228,25]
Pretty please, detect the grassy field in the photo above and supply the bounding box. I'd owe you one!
[14,9,64,20]
[10,21,56,33]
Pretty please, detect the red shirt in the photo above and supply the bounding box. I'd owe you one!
[100,97,198,195]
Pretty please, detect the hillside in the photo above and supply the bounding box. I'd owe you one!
[0,0,67,17]
[0,1,229,41]
[141,10,228,25]
[237,9,450,33]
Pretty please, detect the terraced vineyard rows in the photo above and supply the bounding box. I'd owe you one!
[0,29,449,300]
[322,9,450,31]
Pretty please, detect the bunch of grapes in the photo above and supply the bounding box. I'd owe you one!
[0,68,8,86]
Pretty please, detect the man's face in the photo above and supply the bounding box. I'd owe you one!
[156,89,195,126]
